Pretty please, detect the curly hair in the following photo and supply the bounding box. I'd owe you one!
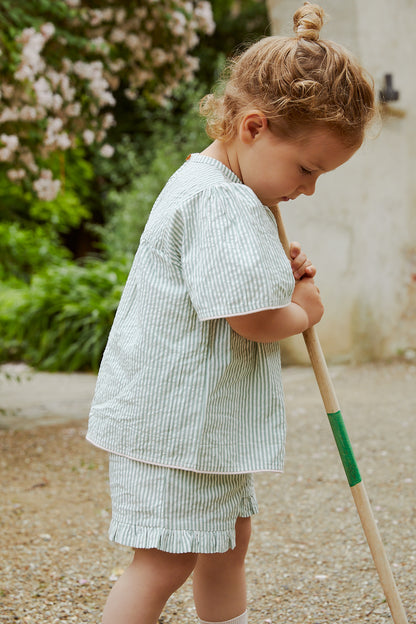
[200,3,375,147]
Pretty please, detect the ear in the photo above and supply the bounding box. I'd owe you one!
[239,111,268,145]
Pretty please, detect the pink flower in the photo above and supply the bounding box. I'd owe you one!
[83,129,95,146]
[7,168,26,181]
[100,144,114,158]
[1,134,19,151]
[40,22,55,40]
[33,169,61,201]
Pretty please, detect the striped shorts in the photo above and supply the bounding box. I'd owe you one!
[108,454,259,554]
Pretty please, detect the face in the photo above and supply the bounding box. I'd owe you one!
[234,116,358,208]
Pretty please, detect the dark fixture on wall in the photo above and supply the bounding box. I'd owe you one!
[379,73,399,103]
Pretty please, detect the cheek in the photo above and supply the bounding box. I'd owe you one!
[287,172,302,190]
[271,171,292,193]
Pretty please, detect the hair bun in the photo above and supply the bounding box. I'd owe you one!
[293,2,325,42]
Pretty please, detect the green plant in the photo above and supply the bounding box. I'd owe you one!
[0,222,70,282]
[0,255,131,371]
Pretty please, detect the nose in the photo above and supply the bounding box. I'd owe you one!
[301,178,317,196]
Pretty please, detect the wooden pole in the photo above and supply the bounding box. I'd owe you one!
[274,206,408,624]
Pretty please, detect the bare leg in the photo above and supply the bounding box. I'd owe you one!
[193,517,251,622]
[102,548,197,624]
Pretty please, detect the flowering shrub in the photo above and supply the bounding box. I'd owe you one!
[0,0,215,201]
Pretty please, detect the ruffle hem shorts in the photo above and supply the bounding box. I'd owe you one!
[108,453,259,554]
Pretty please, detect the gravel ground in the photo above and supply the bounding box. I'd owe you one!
[1,361,415,623]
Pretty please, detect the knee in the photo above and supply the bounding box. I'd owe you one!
[162,553,197,593]
[132,549,197,595]
[195,517,252,575]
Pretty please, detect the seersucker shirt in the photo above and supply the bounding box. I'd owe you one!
[86,154,295,474]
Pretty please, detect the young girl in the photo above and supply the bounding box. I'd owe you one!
[87,3,375,623]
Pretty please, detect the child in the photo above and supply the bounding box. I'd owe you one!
[87,3,375,623]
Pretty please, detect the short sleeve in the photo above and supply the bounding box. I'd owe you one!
[182,183,295,321]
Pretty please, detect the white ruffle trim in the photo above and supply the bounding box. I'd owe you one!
[109,520,239,554]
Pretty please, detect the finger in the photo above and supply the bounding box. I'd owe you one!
[291,252,307,270]
[292,257,311,279]
[305,264,317,278]
[289,241,301,259]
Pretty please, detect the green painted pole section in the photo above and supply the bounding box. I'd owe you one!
[327,410,362,487]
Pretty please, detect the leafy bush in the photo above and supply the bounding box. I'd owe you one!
[99,82,208,257]
[0,256,131,371]
[0,91,208,371]
[0,148,94,238]
[0,1,271,372]
[0,222,70,282]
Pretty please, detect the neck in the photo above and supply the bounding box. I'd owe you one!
[201,140,241,180]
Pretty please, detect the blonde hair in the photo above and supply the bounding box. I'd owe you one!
[200,2,375,147]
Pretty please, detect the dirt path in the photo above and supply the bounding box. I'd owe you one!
[1,361,415,623]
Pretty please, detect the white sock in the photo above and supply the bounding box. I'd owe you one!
[198,610,248,624]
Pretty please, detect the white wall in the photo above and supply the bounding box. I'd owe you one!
[266,0,416,363]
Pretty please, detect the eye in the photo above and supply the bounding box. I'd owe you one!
[300,166,313,175]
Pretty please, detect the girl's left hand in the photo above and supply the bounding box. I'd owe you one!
[289,241,316,280]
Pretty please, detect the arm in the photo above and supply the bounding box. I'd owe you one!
[226,277,324,343]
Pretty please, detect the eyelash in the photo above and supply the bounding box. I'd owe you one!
[300,166,313,176]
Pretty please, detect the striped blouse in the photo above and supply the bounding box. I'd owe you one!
[86,154,295,474]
